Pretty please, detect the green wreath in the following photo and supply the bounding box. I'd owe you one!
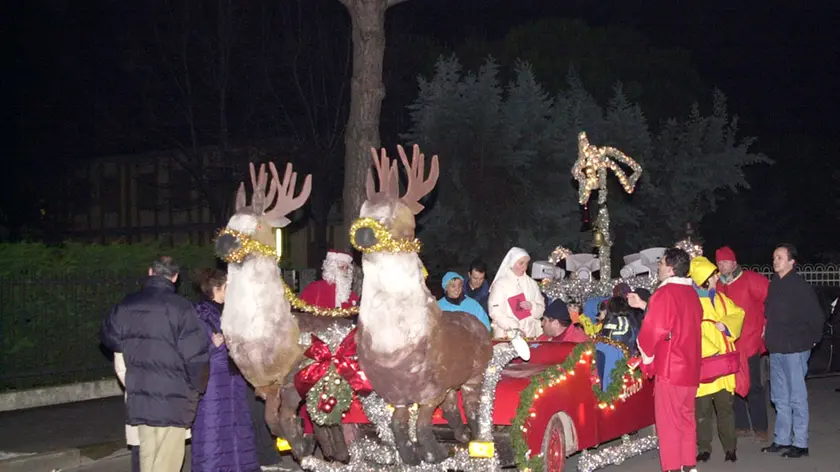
[510,340,643,472]
[305,365,354,426]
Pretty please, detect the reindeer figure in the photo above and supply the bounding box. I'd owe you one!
[214,162,324,460]
[351,145,493,465]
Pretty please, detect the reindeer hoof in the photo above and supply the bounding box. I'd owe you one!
[419,441,449,464]
[396,441,422,466]
[454,426,471,444]
[291,435,316,461]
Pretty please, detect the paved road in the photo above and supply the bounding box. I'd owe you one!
[5,378,839,471]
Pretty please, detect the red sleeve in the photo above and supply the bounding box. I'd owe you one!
[349,291,360,304]
[637,289,673,359]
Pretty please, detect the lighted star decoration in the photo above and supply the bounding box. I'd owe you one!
[548,246,573,265]
[571,131,643,205]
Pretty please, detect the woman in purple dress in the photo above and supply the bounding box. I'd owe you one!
[191,268,259,472]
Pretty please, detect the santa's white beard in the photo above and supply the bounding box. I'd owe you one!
[323,266,353,307]
[333,276,352,306]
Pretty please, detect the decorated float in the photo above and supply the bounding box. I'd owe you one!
[216,134,670,472]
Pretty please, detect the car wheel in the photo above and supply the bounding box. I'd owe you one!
[541,413,568,472]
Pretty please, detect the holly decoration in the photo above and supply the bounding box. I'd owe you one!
[306,365,354,426]
[510,338,644,472]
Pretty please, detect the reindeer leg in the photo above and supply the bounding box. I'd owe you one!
[327,425,350,463]
[391,406,420,465]
[312,424,337,461]
[460,373,485,441]
[266,385,314,460]
[441,390,469,444]
[417,403,448,464]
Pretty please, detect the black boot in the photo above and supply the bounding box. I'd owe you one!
[781,446,809,458]
[696,451,711,462]
[762,443,791,453]
[725,450,737,462]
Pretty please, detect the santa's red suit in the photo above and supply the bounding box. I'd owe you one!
[637,277,703,472]
[299,280,359,308]
[716,253,769,358]
[299,250,359,309]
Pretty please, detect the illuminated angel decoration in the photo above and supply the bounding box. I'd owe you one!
[571,131,643,205]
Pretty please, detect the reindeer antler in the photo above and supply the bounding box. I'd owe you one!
[365,147,399,200]
[397,144,439,215]
[233,161,310,223]
[263,162,312,221]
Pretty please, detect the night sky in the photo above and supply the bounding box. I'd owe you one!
[10,0,840,260]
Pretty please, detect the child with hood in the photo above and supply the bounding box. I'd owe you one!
[689,256,745,464]
[438,271,491,331]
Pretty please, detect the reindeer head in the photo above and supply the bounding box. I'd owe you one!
[216,162,312,263]
[351,145,439,251]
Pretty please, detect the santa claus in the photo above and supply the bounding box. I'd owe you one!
[299,250,360,308]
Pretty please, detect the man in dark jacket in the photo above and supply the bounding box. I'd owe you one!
[101,256,210,472]
[761,244,823,459]
[464,259,490,313]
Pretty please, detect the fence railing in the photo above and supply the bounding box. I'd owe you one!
[0,268,316,392]
[741,264,840,286]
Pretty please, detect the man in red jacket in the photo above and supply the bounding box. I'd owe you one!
[715,246,770,441]
[631,248,704,472]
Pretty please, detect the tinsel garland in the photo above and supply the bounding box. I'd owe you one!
[349,217,423,254]
[540,273,657,305]
[510,340,644,472]
[216,228,281,264]
[306,365,354,425]
[576,434,659,472]
[284,280,359,317]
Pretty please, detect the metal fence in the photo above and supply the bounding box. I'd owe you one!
[0,268,317,392]
[741,263,840,286]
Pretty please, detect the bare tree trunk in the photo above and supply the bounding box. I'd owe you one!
[339,0,389,240]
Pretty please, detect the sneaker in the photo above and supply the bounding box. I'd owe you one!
[781,446,809,458]
[762,443,792,453]
[696,451,711,462]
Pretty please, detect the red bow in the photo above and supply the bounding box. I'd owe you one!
[294,328,372,397]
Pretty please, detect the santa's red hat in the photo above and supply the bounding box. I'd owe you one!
[715,246,737,263]
[325,249,353,264]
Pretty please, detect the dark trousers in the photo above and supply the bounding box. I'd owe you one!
[246,382,284,466]
[734,354,769,432]
[130,446,140,472]
[697,390,737,454]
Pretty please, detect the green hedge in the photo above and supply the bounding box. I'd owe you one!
[0,242,216,391]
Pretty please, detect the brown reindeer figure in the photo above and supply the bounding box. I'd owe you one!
[216,162,352,462]
[351,145,493,465]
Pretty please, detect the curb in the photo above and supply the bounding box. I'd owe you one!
[0,442,127,472]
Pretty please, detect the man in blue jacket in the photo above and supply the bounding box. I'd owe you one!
[101,256,210,472]
[438,271,491,331]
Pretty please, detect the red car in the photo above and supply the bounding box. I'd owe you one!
[303,339,655,472]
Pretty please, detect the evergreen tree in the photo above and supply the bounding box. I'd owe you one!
[404,55,771,273]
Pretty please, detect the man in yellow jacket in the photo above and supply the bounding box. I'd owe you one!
[689,257,746,464]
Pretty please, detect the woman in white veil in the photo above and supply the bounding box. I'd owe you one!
[488,247,546,339]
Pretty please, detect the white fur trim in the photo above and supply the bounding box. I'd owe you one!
[658,276,693,287]
[326,251,353,264]
[637,338,655,365]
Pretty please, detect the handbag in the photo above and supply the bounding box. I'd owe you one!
[699,297,741,383]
